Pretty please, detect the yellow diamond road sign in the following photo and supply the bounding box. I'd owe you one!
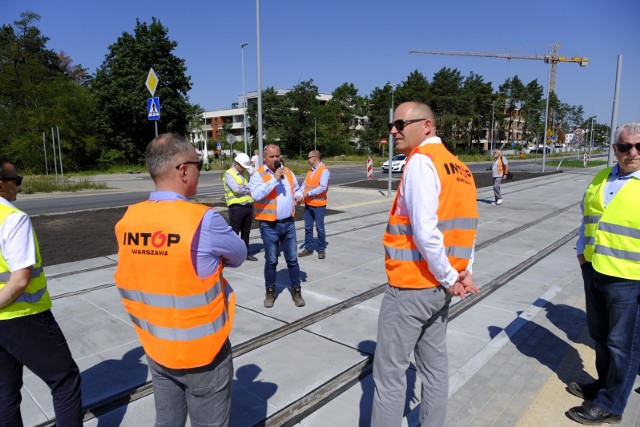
[146,68,159,96]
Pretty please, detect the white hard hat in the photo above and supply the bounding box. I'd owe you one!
[234,153,251,169]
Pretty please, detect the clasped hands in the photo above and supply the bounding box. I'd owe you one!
[446,269,479,300]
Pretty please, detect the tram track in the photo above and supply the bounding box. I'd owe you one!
[38,172,584,426]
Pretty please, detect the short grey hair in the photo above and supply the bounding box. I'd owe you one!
[146,134,195,180]
[615,121,640,144]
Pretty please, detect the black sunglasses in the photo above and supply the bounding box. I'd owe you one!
[175,161,203,171]
[1,175,23,186]
[615,143,640,153]
[388,118,426,132]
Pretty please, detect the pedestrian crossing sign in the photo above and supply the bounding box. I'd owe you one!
[147,97,160,121]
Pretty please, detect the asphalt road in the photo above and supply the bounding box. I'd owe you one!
[16,160,554,216]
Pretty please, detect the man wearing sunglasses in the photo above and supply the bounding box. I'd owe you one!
[372,102,479,427]
[114,134,246,426]
[568,122,640,425]
[0,156,83,425]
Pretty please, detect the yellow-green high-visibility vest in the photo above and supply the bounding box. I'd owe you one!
[223,167,253,206]
[583,167,640,280]
[0,204,52,320]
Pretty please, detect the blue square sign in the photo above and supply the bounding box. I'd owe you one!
[147,97,160,121]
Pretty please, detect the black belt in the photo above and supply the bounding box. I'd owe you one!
[229,203,253,207]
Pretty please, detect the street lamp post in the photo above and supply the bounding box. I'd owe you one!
[388,85,397,198]
[490,101,495,153]
[255,0,264,167]
[241,42,249,155]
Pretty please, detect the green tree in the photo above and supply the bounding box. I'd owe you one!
[430,67,467,151]
[361,83,395,155]
[462,72,493,150]
[520,79,545,144]
[247,87,291,149]
[282,80,320,157]
[498,76,526,144]
[321,82,365,155]
[394,70,430,105]
[0,12,98,172]
[91,18,192,165]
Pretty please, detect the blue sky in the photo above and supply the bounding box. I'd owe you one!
[2,0,639,128]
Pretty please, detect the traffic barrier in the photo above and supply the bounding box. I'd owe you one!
[367,157,373,179]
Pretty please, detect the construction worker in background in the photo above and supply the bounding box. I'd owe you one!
[114,134,246,426]
[490,149,509,205]
[298,150,330,259]
[0,155,83,426]
[224,152,258,261]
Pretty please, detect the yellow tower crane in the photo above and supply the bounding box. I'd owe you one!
[409,44,588,172]
[409,43,588,95]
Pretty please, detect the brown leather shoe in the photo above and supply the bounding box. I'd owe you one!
[264,287,276,308]
[298,249,313,257]
[318,251,325,259]
[291,286,305,307]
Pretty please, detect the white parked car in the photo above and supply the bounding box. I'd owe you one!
[381,154,407,173]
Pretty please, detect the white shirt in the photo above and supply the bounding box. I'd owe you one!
[249,167,302,220]
[0,198,37,272]
[395,137,474,288]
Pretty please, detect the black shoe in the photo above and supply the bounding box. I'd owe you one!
[246,255,258,261]
[318,251,325,259]
[567,382,599,401]
[264,287,276,308]
[567,401,621,425]
[298,249,313,257]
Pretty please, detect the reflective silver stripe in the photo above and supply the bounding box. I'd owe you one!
[584,236,595,246]
[118,280,222,309]
[127,309,228,341]
[385,246,422,261]
[386,224,413,236]
[584,215,601,224]
[0,266,44,283]
[13,286,48,303]
[385,245,472,261]
[445,245,473,259]
[255,207,276,215]
[437,218,478,231]
[595,245,640,262]
[599,222,640,239]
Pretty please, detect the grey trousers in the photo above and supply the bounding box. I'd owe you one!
[372,285,451,427]
[493,177,503,201]
[147,340,233,427]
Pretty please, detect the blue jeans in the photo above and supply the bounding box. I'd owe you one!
[259,218,301,289]
[147,340,233,427]
[582,262,640,415]
[303,205,326,251]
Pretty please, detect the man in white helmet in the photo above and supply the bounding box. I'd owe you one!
[223,152,258,261]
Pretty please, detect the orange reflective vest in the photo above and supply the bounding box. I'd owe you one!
[383,143,478,289]
[254,166,296,221]
[303,163,329,207]
[114,200,235,369]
